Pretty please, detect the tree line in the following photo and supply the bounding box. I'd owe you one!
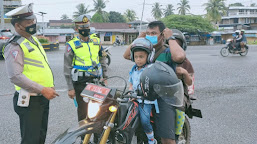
[59,0,256,32]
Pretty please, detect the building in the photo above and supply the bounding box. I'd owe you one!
[49,19,74,28]
[219,7,257,31]
[91,23,139,45]
[37,28,75,43]
[0,0,22,31]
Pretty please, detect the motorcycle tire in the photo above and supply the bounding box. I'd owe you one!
[220,47,229,57]
[177,116,191,144]
[106,54,111,66]
[239,48,248,56]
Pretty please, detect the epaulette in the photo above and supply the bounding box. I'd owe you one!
[6,35,21,45]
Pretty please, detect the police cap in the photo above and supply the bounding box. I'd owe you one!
[73,14,91,28]
[6,3,36,20]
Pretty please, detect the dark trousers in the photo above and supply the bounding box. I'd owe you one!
[13,92,49,144]
[235,42,241,51]
[73,76,95,121]
[73,76,95,141]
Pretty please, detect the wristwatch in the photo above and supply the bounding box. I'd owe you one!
[167,36,176,41]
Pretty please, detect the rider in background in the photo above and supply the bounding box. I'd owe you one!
[240,29,247,49]
[128,38,158,144]
[234,30,243,51]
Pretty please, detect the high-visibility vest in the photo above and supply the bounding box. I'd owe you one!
[14,36,54,91]
[67,35,101,72]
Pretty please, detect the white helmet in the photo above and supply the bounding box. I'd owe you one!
[235,30,240,35]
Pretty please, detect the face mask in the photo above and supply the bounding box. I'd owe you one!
[145,35,158,45]
[23,24,37,35]
[79,29,90,37]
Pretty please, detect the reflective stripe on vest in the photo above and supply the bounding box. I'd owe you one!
[67,36,101,72]
[15,36,54,91]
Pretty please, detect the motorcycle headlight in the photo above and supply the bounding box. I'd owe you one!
[88,100,101,119]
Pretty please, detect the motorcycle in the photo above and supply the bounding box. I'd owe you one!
[220,39,249,57]
[113,40,124,47]
[53,76,200,144]
[102,46,111,66]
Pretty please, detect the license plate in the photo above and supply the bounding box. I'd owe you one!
[82,84,111,102]
[85,84,111,96]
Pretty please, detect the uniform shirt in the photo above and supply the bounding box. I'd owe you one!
[64,36,107,90]
[4,34,44,93]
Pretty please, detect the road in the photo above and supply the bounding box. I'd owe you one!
[0,44,257,144]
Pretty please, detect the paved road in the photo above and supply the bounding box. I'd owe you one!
[0,45,257,144]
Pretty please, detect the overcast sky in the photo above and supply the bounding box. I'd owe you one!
[22,0,256,22]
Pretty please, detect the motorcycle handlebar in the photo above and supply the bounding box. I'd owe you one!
[115,91,142,103]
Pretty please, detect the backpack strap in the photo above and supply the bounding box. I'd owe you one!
[153,44,169,61]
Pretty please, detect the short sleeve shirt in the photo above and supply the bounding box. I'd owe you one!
[155,47,176,71]
[129,65,146,91]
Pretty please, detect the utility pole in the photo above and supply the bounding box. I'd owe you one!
[39,11,46,36]
[139,0,146,33]
[0,0,4,28]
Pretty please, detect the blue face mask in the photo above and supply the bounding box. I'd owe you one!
[145,35,158,45]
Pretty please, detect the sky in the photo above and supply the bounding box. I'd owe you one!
[21,0,256,22]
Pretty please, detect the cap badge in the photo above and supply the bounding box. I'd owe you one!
[83,17,88,23]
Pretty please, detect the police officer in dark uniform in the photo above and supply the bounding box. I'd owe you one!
[3,3,59,144]
[64,14,107,125]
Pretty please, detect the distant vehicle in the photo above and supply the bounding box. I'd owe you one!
[220,38,249,57]
[0,29,13,58]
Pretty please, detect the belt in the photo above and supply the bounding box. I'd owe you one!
[78,71,96,77]
[16,91,41,96]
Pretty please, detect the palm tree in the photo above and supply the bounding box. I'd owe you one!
[61,14,69,20]
[93,0,106,14]
[164,4,174,17]
[124,9,137,22]
[203,0,227,24]
[177,0,191,15]
[152,2,163,20]
[73,3,93,19]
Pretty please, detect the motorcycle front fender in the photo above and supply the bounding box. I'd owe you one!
[52,120,105,144]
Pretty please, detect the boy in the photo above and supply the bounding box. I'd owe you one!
[128,38,158,144]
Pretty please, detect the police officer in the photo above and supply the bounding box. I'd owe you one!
[3,3,59,144]
[64,15,107,124]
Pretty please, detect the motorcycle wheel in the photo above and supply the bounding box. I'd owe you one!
[178,116,191,144]
[220,47,229,57]
[239,48,248,56]
[106,55,111,66]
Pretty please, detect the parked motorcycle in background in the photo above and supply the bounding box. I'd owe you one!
[102,46,111,66]
[220,39,249,57]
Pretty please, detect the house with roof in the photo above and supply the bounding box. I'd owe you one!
[49,19,74,28]
[0,0,22,31]
[219,6,257,31]
[37,28,75,43]
[91,23,139,45]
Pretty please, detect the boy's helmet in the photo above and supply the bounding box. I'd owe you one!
[140,61,184,106]
[130,38,155,63]
[172,29,187,51]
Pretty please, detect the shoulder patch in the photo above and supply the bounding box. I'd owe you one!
[90,38,99,45]
[66,44,72,52]
[11,50,19,60]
